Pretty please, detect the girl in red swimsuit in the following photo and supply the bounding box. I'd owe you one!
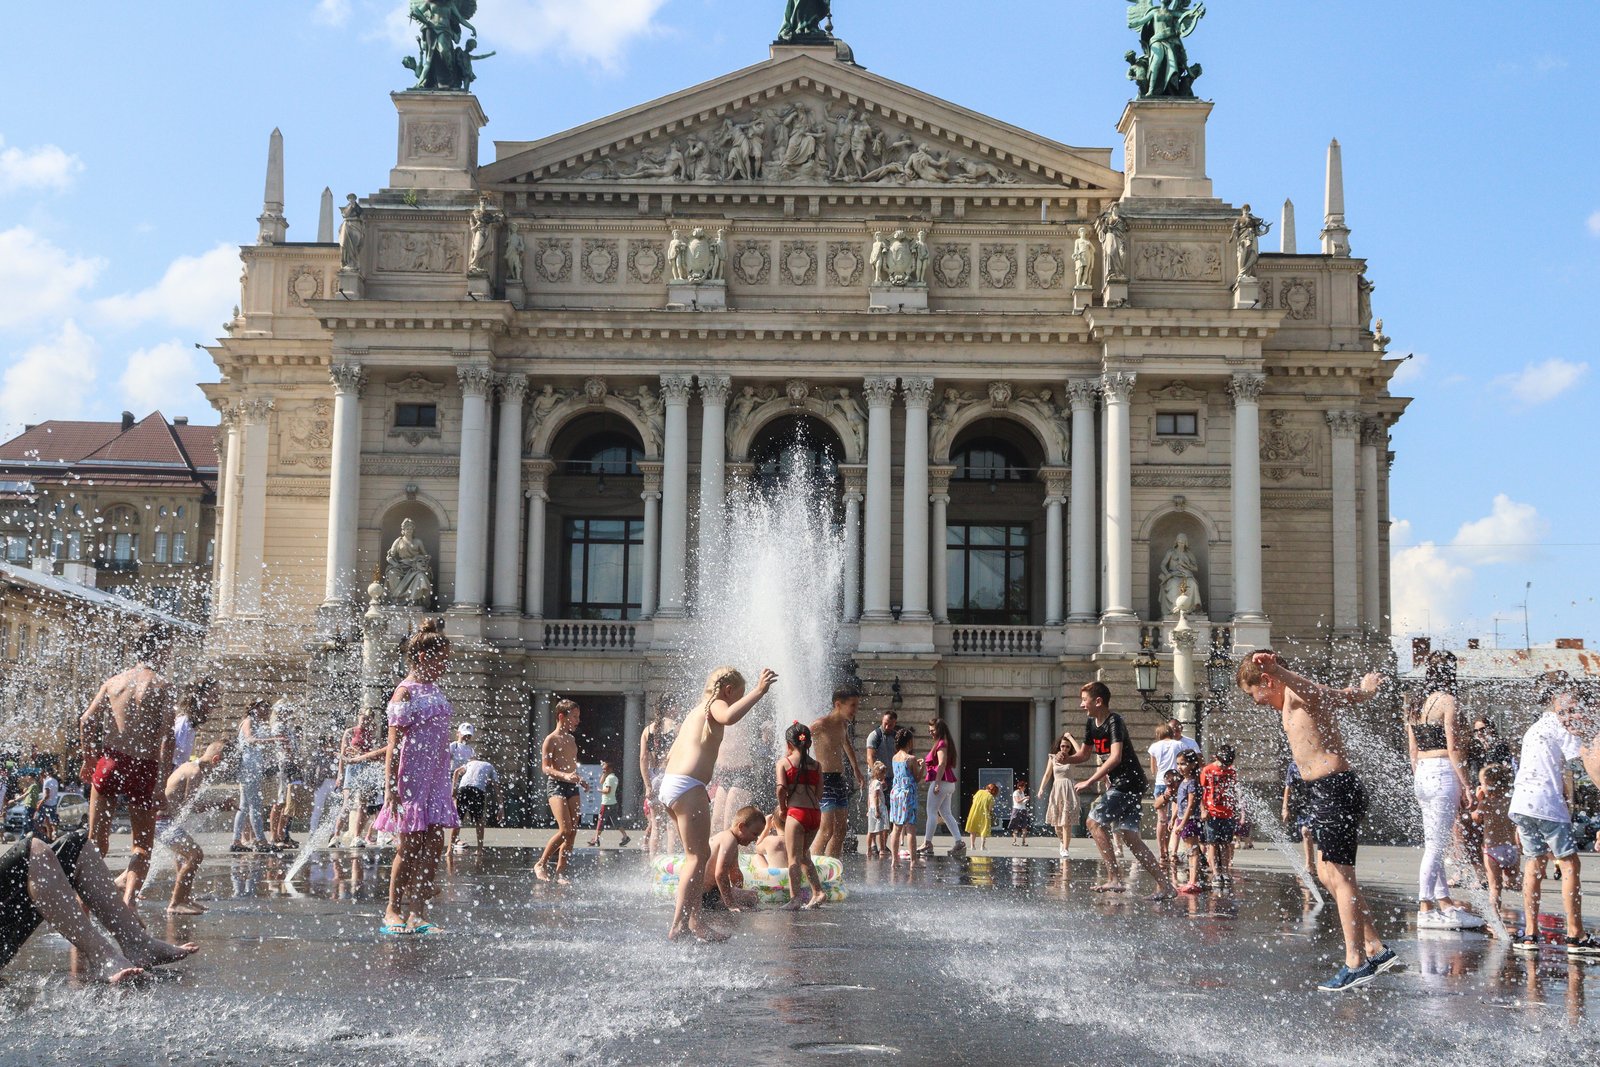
[775,722,826,910]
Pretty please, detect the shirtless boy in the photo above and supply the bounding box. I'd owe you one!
[81,621,178,907]
[810,686,866,858]
[1238,650,1398,991]
[157,742,232,915]
[659,665,777,941]
[534,700,588,884]
[705,805,764,911]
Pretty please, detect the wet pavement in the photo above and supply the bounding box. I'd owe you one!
[0,847,1593,1066]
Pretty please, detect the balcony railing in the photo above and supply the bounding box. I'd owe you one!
[946,624,1045,656]
[542,620,638,652]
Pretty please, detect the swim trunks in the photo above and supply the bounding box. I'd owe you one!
[455,785,487,823]
[819,772,852,813]
[1303,770,1367,867]
[551,780,581,800]
[0,829,88,969]
[155,819,198,852]
[90,751,163,811]
[786,806,822,833]
[1087,788,1143,834]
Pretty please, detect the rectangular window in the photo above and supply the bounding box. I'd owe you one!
[112,533,135,563]
[1156,412,1199,436]
[395,403,438,429]
[4,536,27,563]
[65,531,82,561]
[562,517,645,620]
[50,530,65,561]
[172,532,186,563]
[206,539,215,564]
[0,621,9,660]
[947,524,1031,625]
[153,533,169,563]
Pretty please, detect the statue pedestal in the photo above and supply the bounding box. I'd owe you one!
[388,90,488,194]
[666,280,726,310]
[505,279,526,309]
[1073,285,1093,312]
[1117,99,1214,200]
[1233,275,1260,309]
[1102,278,1129,308]
[467,271,492,299]
[336,267,363,300]
[868,286,928,313]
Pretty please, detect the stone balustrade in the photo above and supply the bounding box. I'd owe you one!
[542,620,639,652]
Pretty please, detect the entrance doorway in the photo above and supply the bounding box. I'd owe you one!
[525,693,626,827]
[958,700,1031,820]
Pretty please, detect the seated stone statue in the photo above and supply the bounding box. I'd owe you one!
[384,518,435,608]
[1158,533,1203,617]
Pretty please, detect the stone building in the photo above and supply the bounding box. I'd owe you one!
[202,30,1408,815]
[0,412,219,622]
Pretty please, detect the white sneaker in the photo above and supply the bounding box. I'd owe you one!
[1445,906,1486,930]
[1417,908,1460,930]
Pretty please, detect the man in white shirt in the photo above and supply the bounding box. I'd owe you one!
[451,758,502,852]
[1167,717,1202,757]
[171,677,218,768]
[1509,673,1600,956]
[34,770,60,839]
[450,723,477,773]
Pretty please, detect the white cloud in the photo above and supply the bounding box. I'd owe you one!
[93,243,239,335]
[1494,357,1590,408]
[371,0,667,67]
[1588,210,1600,238]
[1390,496,1547,635]
[117,341,210,419]
[0,226,104,330]
[0,321,99,436]
[0,135,83,194]
[313,0,352,26]
[1389,352,1428,389]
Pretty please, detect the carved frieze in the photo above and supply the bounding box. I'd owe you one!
[1133,242,1223,282]
[1144,129,1193,166]
[581,239,619,284]
[1259,410,1317,482]
[376,231,464,273]
[979,244,1019,289]
[409,122,457,158]
[826,242,863,287]
[732,241,771,286]
[535,239,572,283]
[933,244,971,289]
[780,241,818,286]
[627,240,665,284]
[1131,465,1229,488]
[279,400,333,471]
[1027,245,1065,290]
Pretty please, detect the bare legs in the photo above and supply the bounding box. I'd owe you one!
[1319,857,1385,968]
[384,829,445,930]
[784,817,824,910]
[166,838,205,914]
[666,787,725,941]
[534,795,579,883]
[815,809,847,859]
[1523,855,1584,940]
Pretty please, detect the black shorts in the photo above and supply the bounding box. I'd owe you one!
[456,786,487,824]
[552,780,581,800]
[1304,771,1367,867]
[0,829,88,970]
[1201,817,1237,845]
[820,772,852,813]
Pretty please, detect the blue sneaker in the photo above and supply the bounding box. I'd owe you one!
[1318,960,1378,992]
[1369,946,1400,974]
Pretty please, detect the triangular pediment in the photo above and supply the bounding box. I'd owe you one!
[481,51,1122,195]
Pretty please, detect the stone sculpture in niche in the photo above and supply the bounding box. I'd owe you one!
[338,195,364,271]
[1097,203,1129,281]
[1230,204,1271,280]
[1072,227,1096,288]
[467,195,499,276]
[1158,533,1204,617]
[1357,274,1375,330]
[503,227,525,284]
[384,518,435,608]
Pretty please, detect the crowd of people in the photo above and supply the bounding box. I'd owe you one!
[2,615,1599,994]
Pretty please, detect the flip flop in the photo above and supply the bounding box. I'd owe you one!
[379,923,413,936]
[411,922,436,935]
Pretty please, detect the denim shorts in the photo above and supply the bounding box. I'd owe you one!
[1202,816,1238,845]
[1511,814,1576,859]
[1087,788,1143,834]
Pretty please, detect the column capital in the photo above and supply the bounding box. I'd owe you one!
[457,364,494,397]
[1041,466,1070,500]
[1360,417,1388,448]
[1326,409,1364,438]
[660,374,695,405]
[330,362,367,395]
[239,397,275,423]
[523,456,556,491]
[928,464,956,496]
[901,376,936,408]
[1228,372,1266,405]
[496,372,529,404]
[638,459,664,494]
[697,373,732,405]
[1100,371,1137,403]
[217,403,241,429]
[862,376,898,407]
[838,463,867,497]
[1065,377,1101,410]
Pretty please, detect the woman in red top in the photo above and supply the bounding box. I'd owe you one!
[775,722,826,910]
[918,719,966,859]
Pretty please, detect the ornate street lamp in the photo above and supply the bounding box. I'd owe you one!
[1133,647,1160,700]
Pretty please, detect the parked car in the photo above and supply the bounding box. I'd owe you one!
[4,789,89,834]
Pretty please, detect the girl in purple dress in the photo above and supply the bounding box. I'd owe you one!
[375,617,460,934]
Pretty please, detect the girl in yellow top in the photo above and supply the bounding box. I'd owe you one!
[965,783,999,851]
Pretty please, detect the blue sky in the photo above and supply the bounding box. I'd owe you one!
[3,1,1594,648]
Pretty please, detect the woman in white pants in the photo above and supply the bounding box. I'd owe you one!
[918,719,965,859]
[1408,651,1483,930]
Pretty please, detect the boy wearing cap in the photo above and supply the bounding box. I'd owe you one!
[447,724,479,851]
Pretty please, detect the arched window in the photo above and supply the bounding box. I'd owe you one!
[951,438,1030,482]
[749,415,840,494]
[566,433,642,476]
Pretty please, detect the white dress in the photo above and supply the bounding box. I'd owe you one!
[1042,756,1079,829]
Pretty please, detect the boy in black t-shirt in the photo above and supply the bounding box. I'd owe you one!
[1060,681,1175,899]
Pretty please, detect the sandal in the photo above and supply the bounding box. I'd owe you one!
[379,923,413,936]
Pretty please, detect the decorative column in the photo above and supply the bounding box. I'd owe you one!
[839,465,866,622]
[491,373,527,615]
[1031,695,1054,794]
[1042,467,1068,625]
[323,363,365,607]
[1229,373,1267,621]
[1066,379,1100,623]
[1327,410,1363,633]
[639,461,663,619]
[861,376,898,621]
[1100,372,1137,621]
[623,690,645,818]
[928,465,954,624]
[697,375,730,557]
[451,365,494,610]
[1360,419,1385,632]
[215,406,242,616]
[235,398,274,616]
[522,459,554,618]
[656,374,694,617]
[900,376,934,621]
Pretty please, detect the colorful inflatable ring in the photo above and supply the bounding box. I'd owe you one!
[651,853,847,904]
